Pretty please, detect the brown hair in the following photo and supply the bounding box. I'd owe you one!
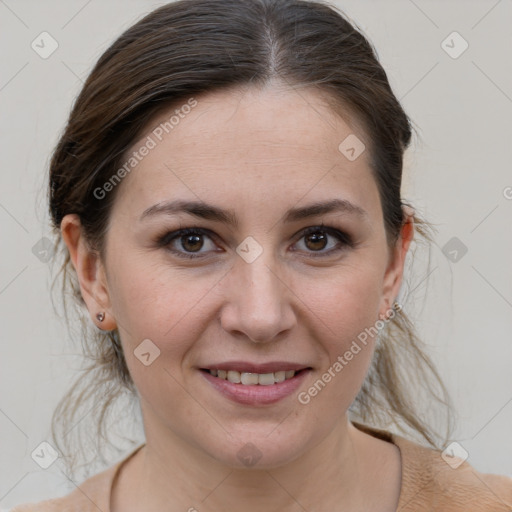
[48,0,453,477]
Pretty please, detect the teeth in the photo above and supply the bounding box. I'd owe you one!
[258,373,275,386]
[208,369,298,385]
[274,371,286,383]
[241,372,259,385]
[227,370,241,383]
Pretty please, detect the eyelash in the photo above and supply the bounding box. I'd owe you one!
[156,224,355,260]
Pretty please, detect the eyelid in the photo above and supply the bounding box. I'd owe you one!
[292,225,354,257]
[157,227,220,259]
[299,224,353,244]
[157,224,354,259]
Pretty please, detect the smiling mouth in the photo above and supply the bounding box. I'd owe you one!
[200,368,310,386]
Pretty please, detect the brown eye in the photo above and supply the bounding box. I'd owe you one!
[294,226,354,257]
[158,228,219,259]
[180,233,204,252]
[304,231,328,251]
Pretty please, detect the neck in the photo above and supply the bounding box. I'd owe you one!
[128,415,383,511]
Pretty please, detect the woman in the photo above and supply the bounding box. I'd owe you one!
[12,0,512,510]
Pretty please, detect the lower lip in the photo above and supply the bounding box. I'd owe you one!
[200,369,311,405]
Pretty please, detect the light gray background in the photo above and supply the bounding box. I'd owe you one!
[1,0,511,507]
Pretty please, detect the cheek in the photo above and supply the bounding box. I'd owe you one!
[299,264,383,400]
[302,260,384,339]
[107,255,218,360]
[108,247,384,361]
[107,261,213,418]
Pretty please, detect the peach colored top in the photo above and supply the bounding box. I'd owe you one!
[10,422,512,511]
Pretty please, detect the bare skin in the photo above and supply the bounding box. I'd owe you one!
[62,82,413,511]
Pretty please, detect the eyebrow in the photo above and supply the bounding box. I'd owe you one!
[139,198,368,226]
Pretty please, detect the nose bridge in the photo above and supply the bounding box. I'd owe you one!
[244,253,282,306]
[220,246,295,343]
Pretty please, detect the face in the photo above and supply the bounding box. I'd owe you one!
[66,84,412,470]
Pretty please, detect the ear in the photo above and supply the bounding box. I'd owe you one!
[378,206,415,320]
[60,214,117,330]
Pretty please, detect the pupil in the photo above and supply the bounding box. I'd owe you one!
[306,231,327,251]
[183,234,203,252]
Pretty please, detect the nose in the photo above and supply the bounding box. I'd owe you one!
[218,254,296,344]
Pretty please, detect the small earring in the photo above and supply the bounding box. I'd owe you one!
[96,312,105,322]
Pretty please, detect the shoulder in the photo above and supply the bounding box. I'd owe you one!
[8,467,114,512]
[9,444,145,512]
[352,421,512,511]
[392,431,512,511]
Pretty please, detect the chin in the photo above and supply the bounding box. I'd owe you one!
[199,426,317,470]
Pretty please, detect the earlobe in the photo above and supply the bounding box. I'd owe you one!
[378,208,415,319]
[60,214,117,330]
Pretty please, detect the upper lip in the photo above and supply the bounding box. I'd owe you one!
[200,361,311,373]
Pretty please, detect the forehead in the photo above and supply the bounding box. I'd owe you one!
[135,84,365,159]
[113,84,381,222]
